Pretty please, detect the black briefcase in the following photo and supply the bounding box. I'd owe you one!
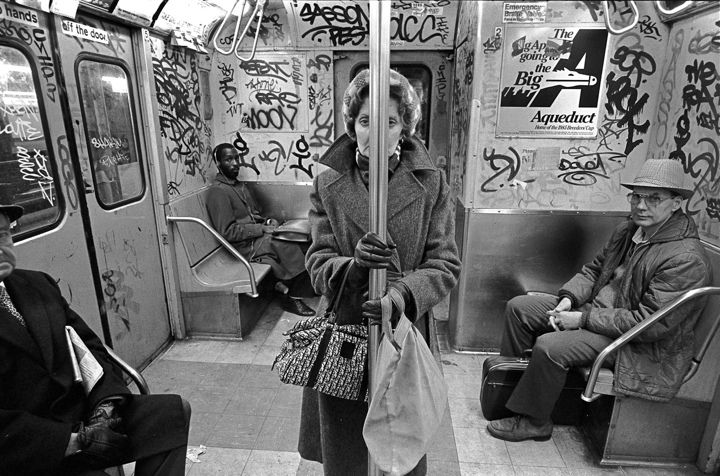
[480,355,588,425]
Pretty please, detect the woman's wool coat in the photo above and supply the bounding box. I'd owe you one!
[298,134,461,474]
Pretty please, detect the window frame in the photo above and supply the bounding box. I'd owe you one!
[0,38,65,242]
[74,53,146,210]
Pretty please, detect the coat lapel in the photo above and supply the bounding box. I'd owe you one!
[324,168,370,233]
[386,162,426,221]
[320,135,434,233]
[5,273,56,369]
[0,303,42,363]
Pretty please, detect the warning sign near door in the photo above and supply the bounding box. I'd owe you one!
[496,25,609,138]
[61,19,109,44]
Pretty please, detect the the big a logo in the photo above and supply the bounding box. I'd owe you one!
[501,29,608,108]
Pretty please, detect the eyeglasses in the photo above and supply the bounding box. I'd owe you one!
[627,192,673,207]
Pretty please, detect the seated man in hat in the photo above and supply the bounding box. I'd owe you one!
[0,203,191,476]
[206,142,315,317]
[487,159,712,442]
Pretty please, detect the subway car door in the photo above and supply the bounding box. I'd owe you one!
[0,5,105,338]
[52,14,170,366]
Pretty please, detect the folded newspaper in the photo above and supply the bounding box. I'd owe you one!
[65,326,104,395]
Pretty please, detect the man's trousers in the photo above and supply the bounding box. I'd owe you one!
[500,294,614,421]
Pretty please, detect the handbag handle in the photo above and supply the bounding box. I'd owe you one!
[326,261,354,324]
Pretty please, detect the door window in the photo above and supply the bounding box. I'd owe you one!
[0,44,62,238]
[77,60,144,208]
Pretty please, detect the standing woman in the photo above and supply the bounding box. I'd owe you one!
[298,69,461,474]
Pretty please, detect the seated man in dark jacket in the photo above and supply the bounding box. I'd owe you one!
[487,159,712,442]
[206,143,315,316]
[0,203,191,476]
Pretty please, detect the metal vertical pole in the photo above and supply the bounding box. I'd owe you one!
[368,1,390,475]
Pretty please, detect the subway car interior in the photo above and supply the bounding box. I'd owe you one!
[2,0,720,474]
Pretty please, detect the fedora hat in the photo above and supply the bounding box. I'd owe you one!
[621,159,693,199]
[0,204,23,222]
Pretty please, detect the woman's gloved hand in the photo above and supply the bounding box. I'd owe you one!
[353,232,396,270]
[361,282,410,329]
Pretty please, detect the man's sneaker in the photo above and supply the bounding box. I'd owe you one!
[487,415,553,442]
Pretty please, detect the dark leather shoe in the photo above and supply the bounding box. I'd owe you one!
[487,415,552,442]
[283,297,315,316]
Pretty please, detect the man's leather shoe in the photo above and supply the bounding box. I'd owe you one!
[487,415,552,442]
[283,296,315,316]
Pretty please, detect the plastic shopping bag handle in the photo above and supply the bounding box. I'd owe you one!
[381,287,405,351]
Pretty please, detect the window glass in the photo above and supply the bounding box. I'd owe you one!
[0,45,61,236]
[78,61,144,207]
[351,64,431,146]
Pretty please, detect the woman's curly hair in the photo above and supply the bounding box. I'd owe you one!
[342,69,421,141]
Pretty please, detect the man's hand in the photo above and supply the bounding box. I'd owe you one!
[262,224,277,234]
[70,422,130,467]
[552,297,572,313]
[87,401,123,430]
[65,433,81,457]
[546,297,573,331]
[261,218,279,234]
[547,310,582,331]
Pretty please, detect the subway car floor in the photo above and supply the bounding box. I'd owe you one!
[121,298,705,476]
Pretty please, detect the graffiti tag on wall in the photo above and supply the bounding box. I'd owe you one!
[98,229,142,336]
[474,1,666,211]
[212,51,333,181]
[448,0,478,203]
[151,38,213,196]
[237,55,308,132]
[292,1,456,49]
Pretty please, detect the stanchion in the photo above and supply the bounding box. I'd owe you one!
[367,2,391,475]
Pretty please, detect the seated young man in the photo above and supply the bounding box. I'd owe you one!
[487,159,712,442]
[206,143,315,317]
[0,203,191,476]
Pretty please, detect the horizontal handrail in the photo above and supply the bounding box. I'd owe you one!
[167,215,260,297]
[602,0,639,35]
[582,286,720,402]
[105,345,150,395]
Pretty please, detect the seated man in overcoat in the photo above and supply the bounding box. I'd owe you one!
[487,159,712,442]
[0,203,191,476]
[206,142,315,316]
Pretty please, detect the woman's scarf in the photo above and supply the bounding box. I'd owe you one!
[355,143,402,186]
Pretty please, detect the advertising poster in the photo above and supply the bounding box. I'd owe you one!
[496,25,609,138]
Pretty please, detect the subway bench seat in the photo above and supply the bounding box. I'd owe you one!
[167,187,271,338]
